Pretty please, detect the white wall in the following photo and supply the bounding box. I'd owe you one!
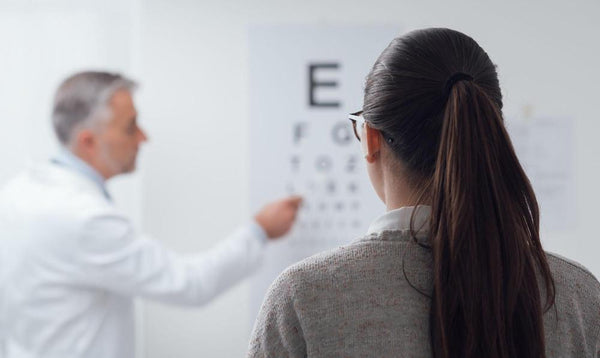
[1,0,599,357]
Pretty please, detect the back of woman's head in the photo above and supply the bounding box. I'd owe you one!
[364,28,555,358]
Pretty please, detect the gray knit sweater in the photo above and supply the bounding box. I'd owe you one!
[248,208,600,357]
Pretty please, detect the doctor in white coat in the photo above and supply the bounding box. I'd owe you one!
[0,71,302,358]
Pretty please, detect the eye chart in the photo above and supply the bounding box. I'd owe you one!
[247,26,397,322]
[247,26,575,325]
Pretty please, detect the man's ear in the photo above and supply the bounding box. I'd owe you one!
[362,125,381,163]
[74,129,97,154]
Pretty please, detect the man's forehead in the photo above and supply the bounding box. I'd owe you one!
[109,89,137,120]
[110,89,135,107]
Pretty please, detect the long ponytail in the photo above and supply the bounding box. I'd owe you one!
[363,28,556,358]
[430,80,554,358]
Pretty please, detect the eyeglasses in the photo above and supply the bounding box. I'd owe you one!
[348,110,395,144]
[348,110,366,142]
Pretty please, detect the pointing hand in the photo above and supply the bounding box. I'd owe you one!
[254,196,303,240]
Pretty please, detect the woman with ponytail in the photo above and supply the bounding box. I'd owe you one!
[248,28,600,358]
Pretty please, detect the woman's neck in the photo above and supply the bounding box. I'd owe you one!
[382,168,429,211]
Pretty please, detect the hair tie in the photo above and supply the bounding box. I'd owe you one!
[444,72,473,97]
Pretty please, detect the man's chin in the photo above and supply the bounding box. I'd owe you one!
[123,163,137,174]
[114,161,137,176]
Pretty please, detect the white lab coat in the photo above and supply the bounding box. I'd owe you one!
[0,162,266,358]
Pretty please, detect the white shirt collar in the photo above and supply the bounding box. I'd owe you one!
[367,205,431,235]
[51,148,111,200]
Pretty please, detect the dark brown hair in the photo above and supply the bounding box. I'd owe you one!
[363,28,555,358]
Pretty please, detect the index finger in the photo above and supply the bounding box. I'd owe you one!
[285,195,303,207]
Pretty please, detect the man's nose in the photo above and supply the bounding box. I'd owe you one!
[138,127,149,143]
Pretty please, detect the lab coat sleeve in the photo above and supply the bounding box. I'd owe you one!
[72,212,267,306]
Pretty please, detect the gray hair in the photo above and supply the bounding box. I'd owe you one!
[52,71,137,145]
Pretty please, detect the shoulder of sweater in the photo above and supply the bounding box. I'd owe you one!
[278,232,424,284]
[272,238,382,292]
[290,238,376,268]
[546,251,600,294]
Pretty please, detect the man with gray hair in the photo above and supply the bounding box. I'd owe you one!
[0,71,302,358]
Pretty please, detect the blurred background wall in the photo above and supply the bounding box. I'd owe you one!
[0,0,599,356]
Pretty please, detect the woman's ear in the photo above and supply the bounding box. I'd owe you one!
[362,125,382,163]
